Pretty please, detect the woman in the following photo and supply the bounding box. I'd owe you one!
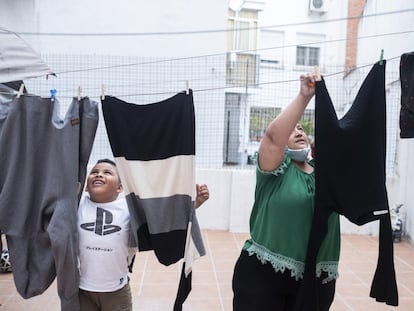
[232,73,340,311]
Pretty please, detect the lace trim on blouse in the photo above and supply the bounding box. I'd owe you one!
[245,240,339,282]
[257,157,289,177]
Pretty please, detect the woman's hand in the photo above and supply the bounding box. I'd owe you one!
[299,73,319,98]
[195,184,209,209]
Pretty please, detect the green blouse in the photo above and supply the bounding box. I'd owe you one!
[243,156,340,281]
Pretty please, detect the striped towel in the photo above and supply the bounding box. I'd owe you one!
[102,90,205,310]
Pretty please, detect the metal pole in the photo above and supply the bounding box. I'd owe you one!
[242,58,249,166]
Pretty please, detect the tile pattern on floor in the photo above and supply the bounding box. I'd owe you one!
[1,230,413,310]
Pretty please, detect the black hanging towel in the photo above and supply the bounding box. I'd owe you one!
[399,51,414,138]
[101,91,206,310]
[295,61,398,310]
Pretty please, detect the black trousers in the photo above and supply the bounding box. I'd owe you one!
[232,250,335,311]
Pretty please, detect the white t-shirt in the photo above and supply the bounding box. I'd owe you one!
[78,196,130,292]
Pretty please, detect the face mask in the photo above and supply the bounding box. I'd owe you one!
[286,147,310,162]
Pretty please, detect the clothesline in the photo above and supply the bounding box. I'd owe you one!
[0,56,401,99]
[47,32,411,76]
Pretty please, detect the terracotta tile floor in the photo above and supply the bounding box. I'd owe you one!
[1,230,414,310]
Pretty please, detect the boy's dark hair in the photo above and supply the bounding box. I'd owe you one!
[96,158,117,167]
[95,158,121,181]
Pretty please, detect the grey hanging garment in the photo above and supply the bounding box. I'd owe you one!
[0,95,98,311]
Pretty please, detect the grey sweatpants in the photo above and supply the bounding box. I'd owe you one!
[0,95,98,311]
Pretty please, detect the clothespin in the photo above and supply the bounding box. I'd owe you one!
[46,73,57,80]
[185,80,189,95]
[379,49,384,65]
[50,89,57,102]
[77,86,82,101]
[101,84,105,100]
[16,83,25,98]
[308,65,321,87]
[313,65,321,81]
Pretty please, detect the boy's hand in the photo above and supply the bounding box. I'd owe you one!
[195,184,209,209]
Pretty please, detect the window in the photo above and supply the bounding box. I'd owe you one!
[226,52,259,85]
[249,107,281,142]
[295,33,325,67]
[227,9,261,85]
[296,46,320,66]
[228,9,258,52]
[259,30,284,66]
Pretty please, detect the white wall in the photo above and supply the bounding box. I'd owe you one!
[258,0,348,68]
[358,1,414,67]
[195,168,387,235]
[253,0,348,112]
[394,140,414,242]
[0,0,228,57]
[195,169,255,232]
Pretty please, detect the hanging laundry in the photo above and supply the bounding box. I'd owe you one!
[0,95,99,311]
[399,51,414,138]
[0,28,54,83]
[0,82,24,105]
[295,61,398,311]
[101,91,205,311]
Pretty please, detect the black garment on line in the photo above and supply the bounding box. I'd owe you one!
[399,51,414,138]
[295,61,398,311]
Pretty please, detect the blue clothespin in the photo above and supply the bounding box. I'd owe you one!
[50,89,57,102]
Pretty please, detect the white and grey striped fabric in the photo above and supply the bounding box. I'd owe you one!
[102,90,205,310]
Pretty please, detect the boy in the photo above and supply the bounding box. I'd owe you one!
[78,159,209,311]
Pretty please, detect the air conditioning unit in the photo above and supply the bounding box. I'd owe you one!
[309,0,327,13]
